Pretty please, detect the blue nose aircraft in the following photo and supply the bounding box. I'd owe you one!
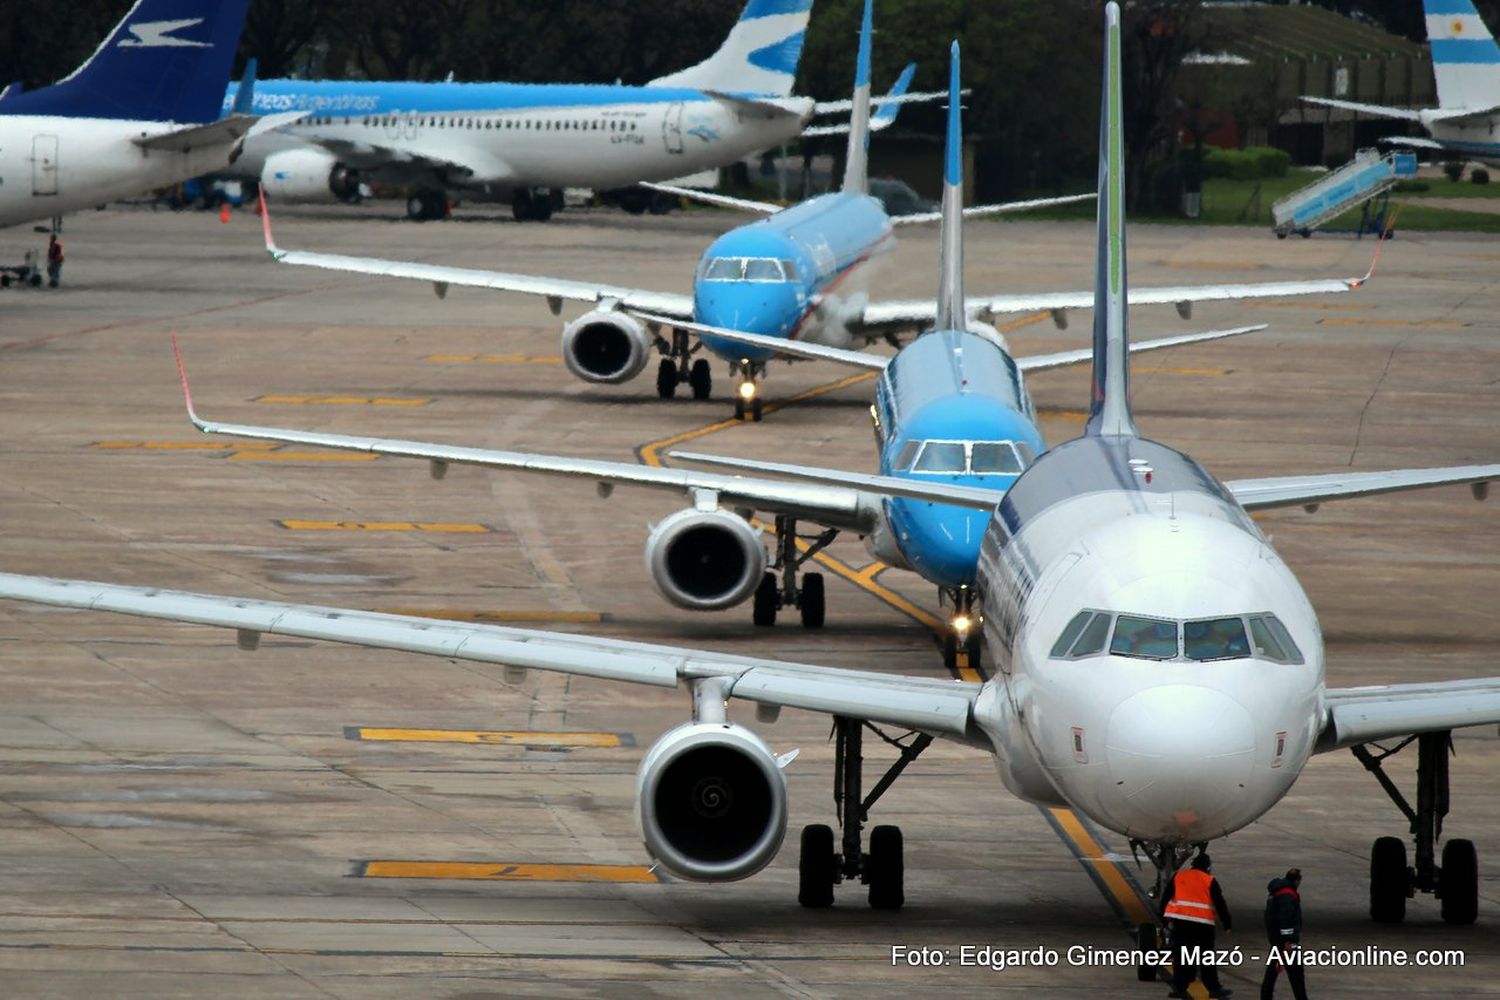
[174,37,1269,673]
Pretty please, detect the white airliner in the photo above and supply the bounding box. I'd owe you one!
[1303,0,1500,167]
[2,9,1498,949]
[0,0,292,232]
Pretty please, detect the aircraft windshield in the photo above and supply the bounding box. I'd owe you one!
[700,257,798,283]
[1050,610,1304,664]
[900,440,1030,477]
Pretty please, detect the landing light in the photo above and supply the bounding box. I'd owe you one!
[738,381,757,401]
[952,614,972,637]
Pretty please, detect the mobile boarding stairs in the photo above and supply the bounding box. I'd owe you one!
[1272,149,1417,238]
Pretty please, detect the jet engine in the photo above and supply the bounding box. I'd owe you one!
[636,721,788,881]
[645,508,766,611]
[260,148,364,204]
[560,310,653,384]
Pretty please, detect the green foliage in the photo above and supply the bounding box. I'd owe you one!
[1392,179,1430,193]
[1198,145,1289,181]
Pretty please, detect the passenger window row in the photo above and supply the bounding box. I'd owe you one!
[327,115,642,132]
[1049,609,1304,664]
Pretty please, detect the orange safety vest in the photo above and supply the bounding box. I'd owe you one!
[1164,868,1218,925]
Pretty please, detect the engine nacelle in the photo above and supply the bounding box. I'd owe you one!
[560,310,653,384]
[636,722,788,881]
[260,148,363,204]
[645,508,766,611]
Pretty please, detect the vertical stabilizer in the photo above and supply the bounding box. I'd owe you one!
[1423,0,1500,109]
[1084,2,1138,439]
[648,0,813,99]
[0,0,252,123]
[840,0,875,195]
[934,42,964,331]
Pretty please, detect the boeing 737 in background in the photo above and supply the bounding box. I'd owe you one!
[1303,0,1500,167]
[221,0,925,221]
[4,17,1497,952]
[0,0,290,236]
[175,37,1263,662]
[257,0,1369,417]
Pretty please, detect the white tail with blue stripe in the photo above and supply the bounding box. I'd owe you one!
[649,0,812,98]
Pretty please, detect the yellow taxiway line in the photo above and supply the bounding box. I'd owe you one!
[347,727,629,748]
[278,519,490,533]
[254,394,432,406]
[356,860,660,883]
[372,608,603,623]
[425,353,562,364]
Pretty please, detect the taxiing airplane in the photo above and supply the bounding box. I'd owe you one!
[0,0,289,233]
[1302,0,1500,167]
[5,11,1496,942]
[176,34,1265,664]
[257,0,1368,418]
[222,0,922,220]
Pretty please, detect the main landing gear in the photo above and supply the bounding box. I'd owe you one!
[940,587,982,674]
[407,188,449,221]
[753,515,836,629]
[1353,731,1479,924]
[653,328,712,400]
[732,362,764,421]
[510,187,558,222]
[799,716,931,909]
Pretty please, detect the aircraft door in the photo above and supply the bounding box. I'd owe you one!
[32,135,58,196]
[662,103,684,154]
[404,110,419,140]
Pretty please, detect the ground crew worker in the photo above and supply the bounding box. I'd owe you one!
[46,235,64,288]
[1260,868,1308,999]
[1161,853,1234,999]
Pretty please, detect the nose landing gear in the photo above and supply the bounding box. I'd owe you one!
[752,515,835,628]
[733,362,764,421]
[940,587,982,674]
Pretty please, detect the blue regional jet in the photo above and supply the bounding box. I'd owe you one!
[171,37,1269,673]
[257,0,1113,418]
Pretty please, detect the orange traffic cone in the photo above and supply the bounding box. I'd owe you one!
[219,202,232,224]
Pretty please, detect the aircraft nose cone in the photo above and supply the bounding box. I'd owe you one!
[696,283,800,344]
[898,503,989,587]
[1104,685,1257,840]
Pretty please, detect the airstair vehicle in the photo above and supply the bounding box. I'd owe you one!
[1272,149,1417,238]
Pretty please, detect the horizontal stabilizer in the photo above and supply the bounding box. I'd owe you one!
[631,311,887,370]
[1227,464,1500,512]
[1300,96,1423,121]
[133,110,304,152]
[891,192,1093,226]
[637,182,780,215]
[1017,324,1268,373]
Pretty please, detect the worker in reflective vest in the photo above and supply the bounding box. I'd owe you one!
[1160,853,1234,999]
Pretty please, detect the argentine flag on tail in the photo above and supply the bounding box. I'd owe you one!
[1425,0,1500,109]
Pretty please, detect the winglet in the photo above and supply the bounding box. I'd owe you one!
[935,42,964,331]
[171,333,206,431]
[1084,2,1138,439]
[258,189,281,257]
[841,0,875,195]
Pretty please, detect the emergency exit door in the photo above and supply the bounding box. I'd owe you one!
[32,135,58,196]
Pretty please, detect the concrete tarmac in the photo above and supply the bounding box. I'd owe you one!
[0,202,1497,997]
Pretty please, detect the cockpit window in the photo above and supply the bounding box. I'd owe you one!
[781,259,800,281]
[1050,611,1094,658]
[1248,614,1304,664]
[1111,615,1179,660]
[892,440,921,472]
[704,257,742,281]
[971,442,1024,474]
[744,258,783,282]
[1183,616,1251,661]
[1051,610,1112,659]
[912,441,966,473]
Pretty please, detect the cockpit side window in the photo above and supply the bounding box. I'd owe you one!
[1050,611,1094,658]
[971,442,1023,474]
[781,259,800,282]
[1069,612,1112,657]
[892,439,921,472]
[912,441,966,473]
[1183,616,1251,661]
[1110,615,1179,660]
[703,257,743,281]
[1248,614,1305,664]
[744,258,784,282]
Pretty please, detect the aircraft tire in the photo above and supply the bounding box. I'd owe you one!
[965,630,982,669]
[655,359,677,399]
[734,399,746,421]
[531,193,553,222]
[751,399,763,422]
[1135,923,1159,981]
[799,573,825,629]
[752,573,778,626]
[798,824,836,908]
[866,825,904,910]
[689,359,712,399]
[942,633,958,674]
[511,189,532,221]
[1440,838,1479,925]
[649,191,676,215]
[1370,836,1408,923]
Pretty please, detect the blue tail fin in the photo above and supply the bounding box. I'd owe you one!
[934,43,964,331]
[840,0,875,194]
[0,0,251,123]
[648,0,813,98]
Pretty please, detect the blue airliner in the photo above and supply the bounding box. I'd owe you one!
[175,36,1268,673]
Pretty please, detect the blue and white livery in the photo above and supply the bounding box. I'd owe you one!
[1303,0,1500,167]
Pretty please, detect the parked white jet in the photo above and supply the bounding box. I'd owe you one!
[0,0,290,232]
[1302,0,1500,167]
[3,12,1498,947]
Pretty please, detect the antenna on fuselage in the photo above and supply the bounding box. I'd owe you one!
[840,0,875,195]
[934,41,964,332]
[1084,1,1139,440]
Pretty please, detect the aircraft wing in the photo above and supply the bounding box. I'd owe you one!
[1299,96,1424,122]
[260,194,695,320]
[0,573,981,739]
[1226,465,1500,512]
[1381,135,1447,151]
[857,271,1370,334]
[890,193,1094,226]
[668,451,1006,506]
[634,312,1268,374]
[1425,103,1500,124]
[1318,678,1500,750]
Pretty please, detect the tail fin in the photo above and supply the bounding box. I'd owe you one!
[1424,0,1500,109]
[649,0,812,98]
[841,0,875,194]
[935,43,964,331]
[0,0,251,123]
[231,57,257,115]
[1085,1,1137,439]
